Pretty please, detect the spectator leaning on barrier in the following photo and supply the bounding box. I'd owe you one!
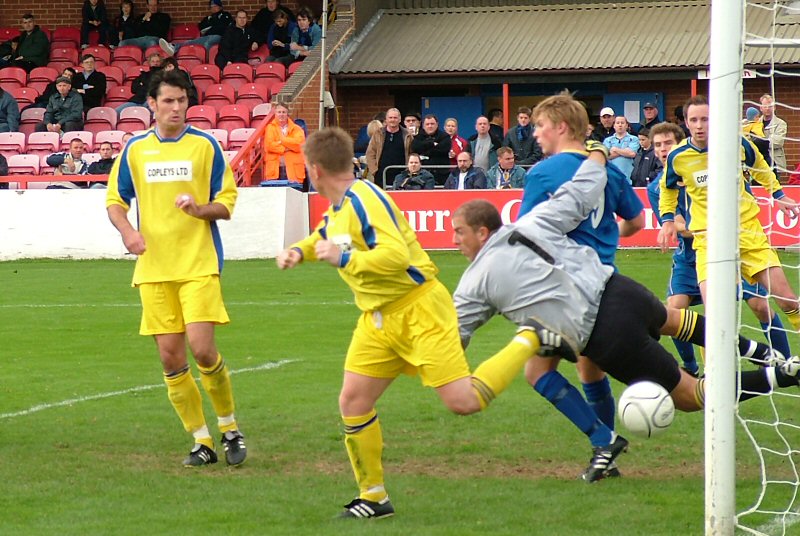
[46,138,91,189]
[87,141,116,176]
[0,87,20,133]
[486,146,525,189]
[444,151,487,190]
[289,8,321,64]
[264,10,296,65]
[392,153,435,190]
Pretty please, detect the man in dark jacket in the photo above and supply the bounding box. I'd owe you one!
[36,76,84,134]
[87,141,116,181]
[160,0,233,56]
[119,0,171,50]
[1,14,49,72]
[411,114,452,185]
[115,54,163,114]
[72,54,107,113]
[252,0,295,45]
[502,106,543,167]
[630,127,661,187]
[215,9,258,68]
[26,68,76,111]
[0,87,20,133]
[444,152,487,190]
[590,106,616,143]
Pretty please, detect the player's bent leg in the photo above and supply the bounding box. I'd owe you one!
[755,266,800,330]
[666,294,700,376]
[436,376,483,415]
[577,357,616,430]
[339,372,394,512]
[668,371,704,412]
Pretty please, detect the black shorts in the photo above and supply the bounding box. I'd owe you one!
[583,273,682,392]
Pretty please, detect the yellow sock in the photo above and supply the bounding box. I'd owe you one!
[164,366,210,445]
[198,353,237,433]
[694,378,706,409]
[342,409,387,502]
[785,308,800,331]
[471,330,539,409]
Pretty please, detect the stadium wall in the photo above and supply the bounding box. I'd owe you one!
[0,187,308,260]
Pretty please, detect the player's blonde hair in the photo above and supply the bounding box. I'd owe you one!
[532,91,588,142]
[303,127,354,174]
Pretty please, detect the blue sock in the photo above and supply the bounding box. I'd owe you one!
[672,337,698,373]
[761,314,791,359]
[534,370,612,447]
[581,377,615,430]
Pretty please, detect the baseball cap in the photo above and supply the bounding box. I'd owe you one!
[55,76,71,85]
[600,107,614,117]
[643,102,657,109]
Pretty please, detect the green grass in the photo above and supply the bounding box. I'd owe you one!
[1,251,799,535]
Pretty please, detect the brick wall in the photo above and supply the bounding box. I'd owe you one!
[0,0,308,30]
[336,85,393,139]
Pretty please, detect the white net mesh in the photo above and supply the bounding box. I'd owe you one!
[738,2,800,533]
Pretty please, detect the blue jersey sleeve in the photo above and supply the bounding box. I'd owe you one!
[647,175,663,224]
[611,167,644,220]
[517,153,584,219]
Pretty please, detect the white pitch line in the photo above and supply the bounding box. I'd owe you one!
[0,359,298,420]
[0,300,353,309]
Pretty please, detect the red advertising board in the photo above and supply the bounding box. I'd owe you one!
[308,186,800,250]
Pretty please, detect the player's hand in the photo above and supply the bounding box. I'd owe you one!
[175,193,200,217]
[315,240,343,267]
[777,196,800,219]
[122,229,146,255]
[276,248,302,269]
[584,140,609,160]
[657,221,677,252]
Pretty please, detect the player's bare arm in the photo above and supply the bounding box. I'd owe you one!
[657,221,677,253]
[776,195,800,219]
[107,204,146,255]
[175,194,231,221]
[619,212,645,237]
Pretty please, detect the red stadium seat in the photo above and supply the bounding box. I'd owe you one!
[221,63,253,90]
[186,105,217,130]
[228,127,256,151]
[247,44,270,65]
[124,64,148,82]
[39,153,55,175]
[263,79,285,98]
[98,65,124,88]
[0,27,20,43]
[223,150,237,162]
[26,131,59,158]
[94,130,127,151]
[202,83,235,112]
[208,44,219,67]
[251,102,273,126]
[255,62,286,82]
[217,104,250,131]
[171,23,200,43]
[7,86,39,107]
[82,46,112,67]
[207,128,228,150]
[189,63,220,95]
[117,106,151,133]
[50,47,79,66]
[288,61,302,76]
[29,66,59,84]
[235,82,269,109]
[0,66,27,89]
[19,108,45,137]
[113,45,144,65]
[50,27,81,49]
[105,85,134,106]
[0,132,25,158]
[84,106,118,134]
[61,130,94,151]
[7,154,39,175]
[144,45,166,61]
[176,44,206,70]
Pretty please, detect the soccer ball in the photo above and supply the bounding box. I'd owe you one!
[617,381,675,438]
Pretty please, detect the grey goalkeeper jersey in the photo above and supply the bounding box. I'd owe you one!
[454,159,614,355]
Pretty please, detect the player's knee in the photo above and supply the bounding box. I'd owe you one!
[443,396,480,415]
[746,299,771,322]
[191,346,218,367]
[524,356,556,385]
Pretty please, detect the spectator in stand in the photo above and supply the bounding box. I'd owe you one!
[264,10,296,65]
[160,0,233,57]
[120,131,134,149]
[26,68,77,111]
[366,108,412,187]
[674,104,690,138]
[760,93,788,178]
[116,53,163,114]
[72,54,107,113]
[443,151,486,190]
[113,0,137,46]
[354,112,385,155]
[502,106,543,167]
[485,146,525,189]
[119,0,171,51]
[404,112,420,135]
[487,108,504,141]
[0,14,49,72]
[411,114,452,185]
[263,103,306,184]
[444,118,469,167]
[289,8,321,64]
[36,76,84,134]
[214,9,258,69]
[392,153,435,190]
[638,102,660,133]
[46,138,90,189]
[468,115,502,172]
[81,0,112,48]
[161,56,198,106]
[0,154,8,189]
[0,87,20,133]
[743,106,771,165]
[589,106,615,142]
[630,127,660,187]
[87,141,116,175]
[603,115,640,183]
[252,0,295,47]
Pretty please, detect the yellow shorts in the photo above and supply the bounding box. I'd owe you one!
[344,280,471,388]
[138,275,230,335]
[693,217,780,284]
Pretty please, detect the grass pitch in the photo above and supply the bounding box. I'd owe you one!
[1,250,796,535]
